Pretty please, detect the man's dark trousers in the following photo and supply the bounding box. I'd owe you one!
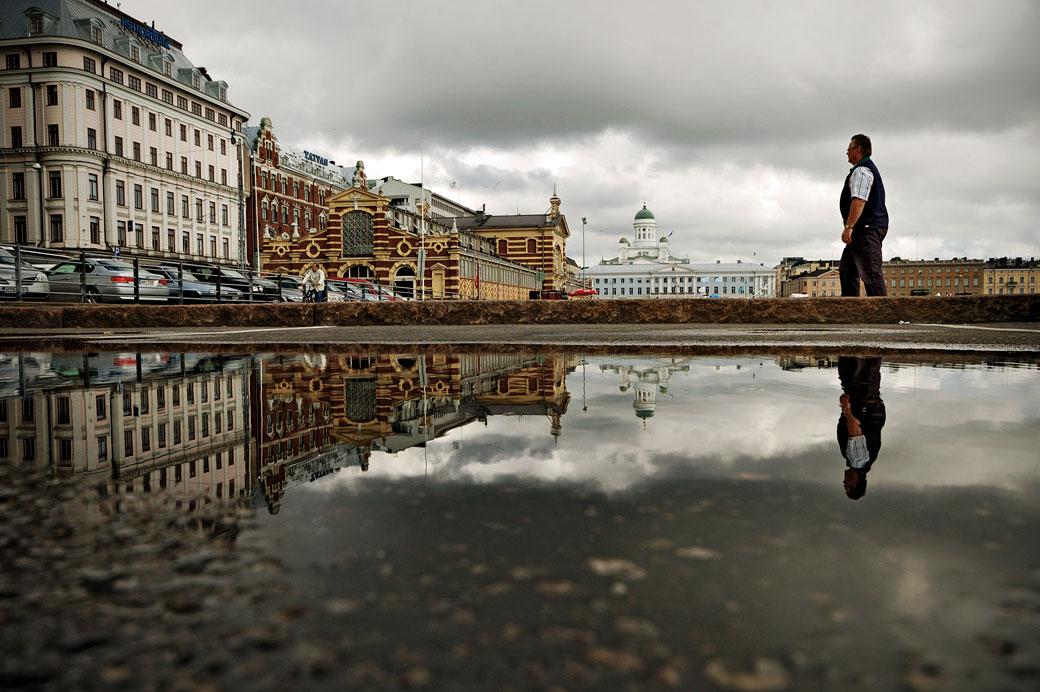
[840,227,888,296]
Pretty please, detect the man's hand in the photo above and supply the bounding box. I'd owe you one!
[842,227,853,244]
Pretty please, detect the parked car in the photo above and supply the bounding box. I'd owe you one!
[274,276,307,302]
[149,265,245,303]
[329,278,382,301]
[342,278,402,301]
[181,262,280,302]
[325,280,361,302]
[0,247,50,301]
[46,258,169,303]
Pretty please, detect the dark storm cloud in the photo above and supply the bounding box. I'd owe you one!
[141,0,1040,264]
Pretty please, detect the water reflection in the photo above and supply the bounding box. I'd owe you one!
[1,350,1037,511]
[837,356,886,500]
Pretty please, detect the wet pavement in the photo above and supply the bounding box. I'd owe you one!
[1,350,1038,691]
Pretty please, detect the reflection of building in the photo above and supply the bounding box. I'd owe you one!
[253,352,575,511]
[0,353,253,505]
[587,203,775,298]
[600,358,691,426]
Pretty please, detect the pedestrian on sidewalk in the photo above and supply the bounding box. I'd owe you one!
[839,134,889,296]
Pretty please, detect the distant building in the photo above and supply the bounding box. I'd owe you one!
[882,257,985,297]
[0,0,249,264]
[586,202,775,298]
[983,257,1039,295]
[775,257,839,297]
[789,267,841,297]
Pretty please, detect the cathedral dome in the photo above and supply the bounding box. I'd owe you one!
[635,204,655,221]
[619,237,630,245]
[659,236,668,243]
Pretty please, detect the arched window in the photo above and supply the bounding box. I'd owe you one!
[498,239,508,255]
[342,210,373,255]
[527,238,537,255]
[261,201,268,220]
[348,265,374,279]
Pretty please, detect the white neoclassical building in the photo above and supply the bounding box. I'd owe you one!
[585,202,775,298]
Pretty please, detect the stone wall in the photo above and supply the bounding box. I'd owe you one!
[0,295,1037,330]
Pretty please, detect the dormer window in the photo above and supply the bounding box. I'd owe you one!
[130,44,141,63]
[191,73,200,90]
[92,26,102,44]
[28,16,42,35]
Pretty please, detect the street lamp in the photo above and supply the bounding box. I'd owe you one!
[581,216,587,288]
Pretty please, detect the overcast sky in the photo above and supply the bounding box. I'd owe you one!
[136,0,1039,268]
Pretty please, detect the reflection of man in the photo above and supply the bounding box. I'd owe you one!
[837,356,886,500]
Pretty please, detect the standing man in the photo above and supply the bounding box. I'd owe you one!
[839,134,889,296]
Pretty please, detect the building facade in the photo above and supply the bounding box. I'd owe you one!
[586,203,775,298]
[1,0,249,264]
[983,257,1039,295]
[264,183,539,299]
[243,117,352,270]
[881,257,985,297]
[789,267,841,297]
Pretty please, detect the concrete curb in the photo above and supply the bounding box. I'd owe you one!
[0,295,1036,330]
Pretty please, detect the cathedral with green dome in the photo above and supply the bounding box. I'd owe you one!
[585,201,776,299]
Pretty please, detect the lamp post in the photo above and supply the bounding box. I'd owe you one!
[581,216,587,288]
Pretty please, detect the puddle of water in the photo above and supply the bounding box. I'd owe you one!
[1,351,1038,691]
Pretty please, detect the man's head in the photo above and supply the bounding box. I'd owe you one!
[844,467,867,500]
[847,134,872,164]
[311,262,318,270]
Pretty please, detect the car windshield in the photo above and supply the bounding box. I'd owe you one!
[219,269,248,280]
[160,268,201,282]
[95,260,133,271]
[0,248,15,265]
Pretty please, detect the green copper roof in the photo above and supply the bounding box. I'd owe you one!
[635,204,655,221]
[659,236,668,242]
[619,237,630,245]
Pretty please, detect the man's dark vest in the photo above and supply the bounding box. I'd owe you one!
[840,158,889,230]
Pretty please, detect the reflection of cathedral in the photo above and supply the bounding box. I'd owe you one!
[600,358,692,426]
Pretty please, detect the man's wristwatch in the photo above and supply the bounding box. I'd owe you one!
[843,225,853,231]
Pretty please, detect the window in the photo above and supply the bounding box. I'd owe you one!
[83,56,96,73]
[222,238,229,259]
[167,191,175,215]
[49,215,63,243]
[220,139,226,155]
[150,187,159,212]
[150,147,157,166]
[134,184,143,209]
[148,112,156,131]
[195,161,201,178]
[158,423,166,448]
[87,127,96,150]
[167,228,175,251]
[208,134,214,151]
[113,99,122,120]
[47,124,58,146]
[182,231,189,253]
[9,87,21,108]
[180,124,187,141]
[177,95,188,110]
[128,75,141,92]
[117,221,126,245]
[10,126,22,148]
[41,51,57,67]
[97,436,108,461]
[116,180,125,206]
[209,202,216,223]
[90,217,100,244]
[196,233,204,254]
[165,118,172,136]
[141,428,150,453]
[48,170,62,198]
[208,165,214,182]
[166,152,173,170]
[109,67,123,84]
[88,174,98,200]
[124,430,134,457]
[181,195,189,218]
[135,224,143,247]
[46,85,58,106]
[12,172,25,200]
[5,54,20,70]
[114,136,123,157]
[221,169,227,186]
[195,199,203,221]
[162,89,173,105]
[132,142,140,161]
[181,157,188,174]
[222,204,229,225]
[56,397,71,424]
[194,129,200,146]
[131,105,140,125]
